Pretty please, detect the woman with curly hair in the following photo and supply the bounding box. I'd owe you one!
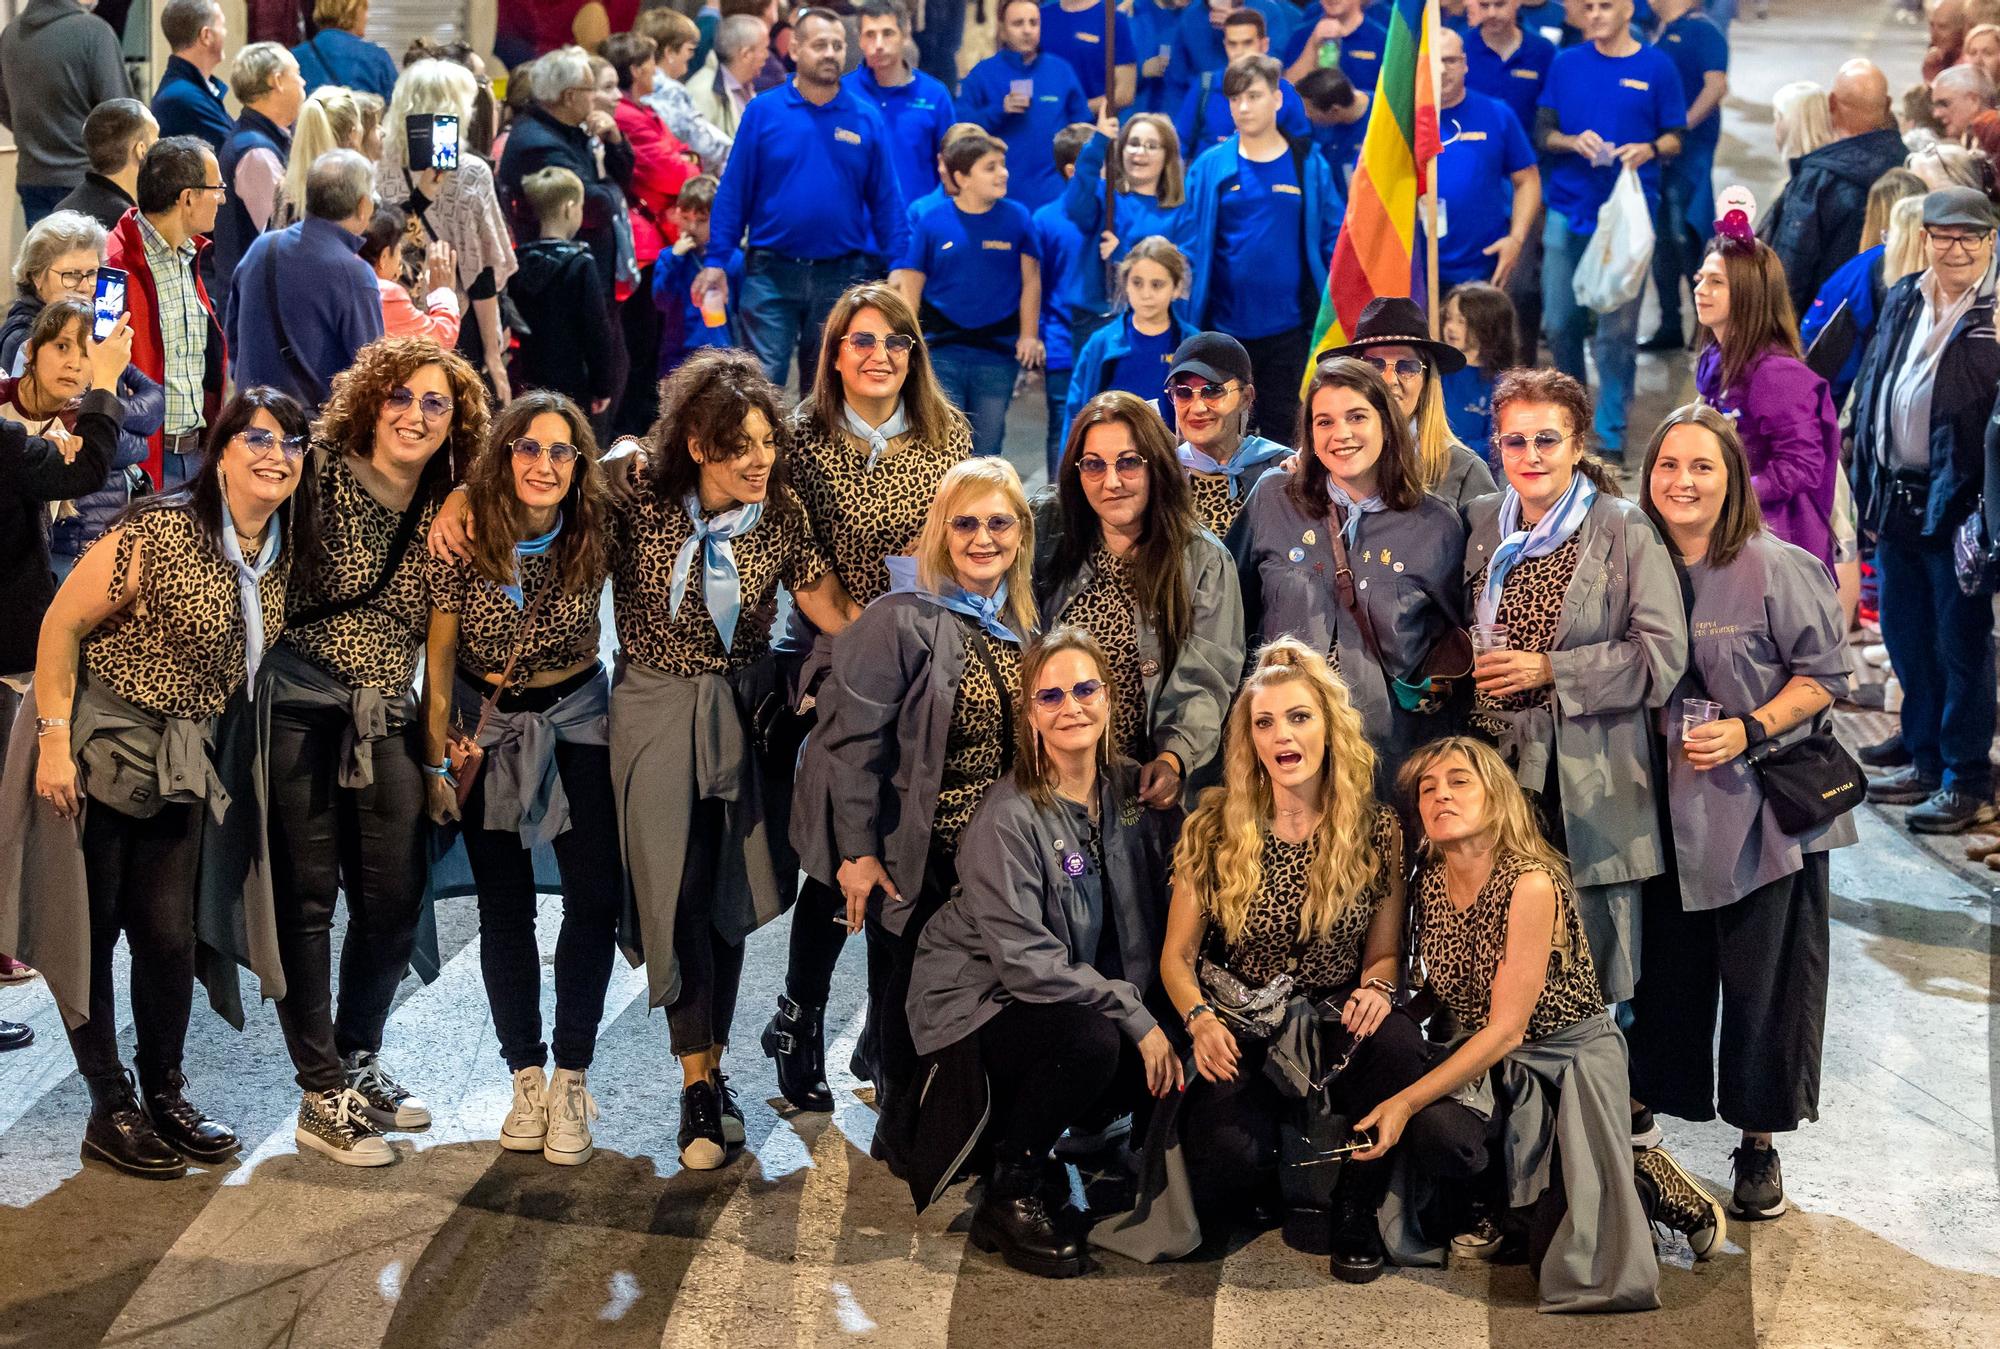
[264,335,489,1166]
[419,390,617,1167]
[1141,639,1432,1279]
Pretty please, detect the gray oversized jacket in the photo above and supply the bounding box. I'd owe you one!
[1463,490,1687,889]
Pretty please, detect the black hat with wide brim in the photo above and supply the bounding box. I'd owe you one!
[1316,296,1466,375]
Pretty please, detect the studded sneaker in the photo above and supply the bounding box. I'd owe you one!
[545,1068,599,1166]
[296,1088,395,1167]
[344,1050,432,1130]
[500,1065,548,1152]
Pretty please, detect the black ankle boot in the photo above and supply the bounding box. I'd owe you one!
[1328,1163,1387,1284]
[969,1162,1092,1279]
[761,995,833,1112]
[141,1069,240,1163]
[83,1071,185,1179]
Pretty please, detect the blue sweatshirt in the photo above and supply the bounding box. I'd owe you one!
[292,27,399,101]
[1061,131,1192,314]
[843,65,957,206]
[654,243,744,371]
[960,49,1093,211]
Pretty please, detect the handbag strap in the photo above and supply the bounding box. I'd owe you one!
[467,574,556,741]
[289,478,427,629]
[1325,507,1388,670]
[962,626,1015,774]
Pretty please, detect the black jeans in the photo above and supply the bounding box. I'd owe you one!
[666,796,747,1056]
[267,703,429,1092]
[1237,324,1310,443]
[67,800,202,1104]
[784,874,851,1008]
[978,999,1146,1166]
[461,738,624,1073]
[615,262,663,439]
[863,846,957,1145]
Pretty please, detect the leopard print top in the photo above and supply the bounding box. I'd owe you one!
[1415,850,1602,1040]
[1210,805,1399,995]
[1052,547,1146,761]
[1187,471,1241,538]
[932,624,1022,847]
[1470,533,1582,733]
[612,487,832,676]
[788,415,970,608]
[427,544,605,684]
[80,503,289,719]
[281,452,438,694]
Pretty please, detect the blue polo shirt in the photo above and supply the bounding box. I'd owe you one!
[1538,41,1688,229]
[960,49,1094,210]
[1212,150,1306,339]
[1033,196,1089,371]
[1657,12,1728,157]
[1435,90,1537,286]
[1041,2,1138,106]
[895,197,1039,347]
[1280,13,1390,99]
[844,66,956,204]
[1175,76,1310,156]
[706,81,910,266]
[1464,24,1556,136]
[1517,2,1570,45]
[1108,316,1180,396]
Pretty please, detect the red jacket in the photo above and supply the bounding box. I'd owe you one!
[105,208,227,486]
[614,95,698,269]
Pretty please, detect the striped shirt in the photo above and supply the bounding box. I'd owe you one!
[139,214,208,436]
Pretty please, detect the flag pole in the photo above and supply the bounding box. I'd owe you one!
[1422,1,1441,339]
[1102,0,1119,297]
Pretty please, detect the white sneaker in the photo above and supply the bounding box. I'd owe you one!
[545,1068,599,1166]
[500,1065,548,1151]
[296,1088,396,1167]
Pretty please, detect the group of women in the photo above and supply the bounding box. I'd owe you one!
[0,259,1853,1312]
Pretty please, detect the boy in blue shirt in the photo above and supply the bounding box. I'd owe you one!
[1643,0,1728,350]
[1175,9,1310,156]
[961,1,1094,210]
[1040,0,1139,110]
[654,175,742,375]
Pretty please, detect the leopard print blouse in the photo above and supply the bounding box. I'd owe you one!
[1187,471,1240,538]
[1470,533,1582,733]
[1210,805,1399,995]
[282,451,437,694]
[1415,850,1602,1040]
[932,625,1021,848]
[612,487,832,676]
[80,503,289,719]
[788,415,970,608]
[427,544,605,684]
[1052,547,1146,761]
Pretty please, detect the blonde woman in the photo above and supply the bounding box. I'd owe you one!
[1772,81,1833,167]
[274,86,365,228]
[790,458,1038,1138]
[1150,639,1425,1280]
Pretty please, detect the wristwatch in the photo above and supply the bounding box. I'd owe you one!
[1184,1001,1215,1028]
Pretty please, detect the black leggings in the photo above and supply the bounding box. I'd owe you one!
[784,874,852,1008]
[977,999,1147,1166]
[267,703,429,1092]
[666,796,747,1056]
[461,738,624,1073]
[863,847,957,1143]
[66,799,202,1104]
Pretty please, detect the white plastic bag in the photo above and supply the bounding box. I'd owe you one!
[1572,167,1656,314]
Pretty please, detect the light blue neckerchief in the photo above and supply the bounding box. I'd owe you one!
[1326,480,1385,549]
[669,492,764,649]
[883,554,1022,643]
[1177,434,1291,499]
[500,517,563,608]
[845,398,910,471]
[1478,473,1598,627]
[218,492,284,701]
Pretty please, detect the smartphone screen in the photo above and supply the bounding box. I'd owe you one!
[92,267,127,342]
[430,114,460,171]
[406,112,434,169]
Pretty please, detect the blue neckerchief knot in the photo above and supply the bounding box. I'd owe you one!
[845,398,910,471]
[670,493,764,650]
[1177,434,1291,499]
[501,516,563,607]
[884,554,1021,643]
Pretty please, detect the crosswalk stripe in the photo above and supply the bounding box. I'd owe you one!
[0,945,131,1138]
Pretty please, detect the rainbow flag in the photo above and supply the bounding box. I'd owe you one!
[1303,0,1443,382]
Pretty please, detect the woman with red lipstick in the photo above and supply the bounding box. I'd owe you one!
[1166,332,1290,537]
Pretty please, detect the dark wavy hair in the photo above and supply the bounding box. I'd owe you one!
[646,347,793,503]
[312,335,491,485]
[463,390,609,598]
[1290,357,1423,516]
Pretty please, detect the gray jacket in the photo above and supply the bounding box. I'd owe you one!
[907,762,1177,1056]
[1033,494,1247,778]
[1437,442,1499,513]
[1463,491,1687,888]
[0,0,130,186]
[792,594,1021,934]
[1228,474,1466,779]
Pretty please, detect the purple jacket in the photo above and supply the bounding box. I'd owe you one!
[1695,345,1840,571]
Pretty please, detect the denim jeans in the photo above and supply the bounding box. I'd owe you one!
[19,183,69,229]
[1875,532,1996,795]
[738,249,874,391]
[913,0,967,90]
[931,347,1018,457]
[1542,209,1644,454]
[161,450,202,490]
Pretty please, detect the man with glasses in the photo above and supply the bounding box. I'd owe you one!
[1850,187,2000,834]
[107,136,229,489]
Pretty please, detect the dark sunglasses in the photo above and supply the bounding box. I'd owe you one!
[1491,430,1572,456]
[948,512,1019,537]
[385,387,454,420]
[1166,378,1236,403]
[1031,679,1105,710]
[511,436,580,466]
[844,332,916,355]
[235,427,306,460]
[1077,454,1147,479]
[1362,355,1427,379]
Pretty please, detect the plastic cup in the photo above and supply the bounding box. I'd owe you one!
[1681,698,1723,752]
[699,298,728,329]
[1471,623,1510,655]
[1009,78,1033,100]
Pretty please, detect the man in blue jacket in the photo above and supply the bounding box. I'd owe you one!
[225,149,384,409]
[845,1,955,210]
[960,0,1093,211]
[151,0,234,151]
[1176,54,1343,442]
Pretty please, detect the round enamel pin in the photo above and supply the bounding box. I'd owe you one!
[1062,851,1087,877]
[1288,546,1306,563]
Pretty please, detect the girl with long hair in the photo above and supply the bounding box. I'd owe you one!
[1060,110,1192,341]
[1439,282,1518,451]
[276,85,366,228]
[791,458,1038,1154]
[1226,359,1469,784]
[1036,390,1245,806]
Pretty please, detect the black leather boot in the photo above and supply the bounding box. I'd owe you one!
[1328,1162,1388,1284]
[969,1162,1092,1279]
[760,995,833,1112]
[82,1071,185,1179]
[142,1068,240,1163]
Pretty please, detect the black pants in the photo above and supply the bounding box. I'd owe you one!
[666,796,748,1056]
[1237,324,1310,443]
[863,847,957,1140]
[615,262,663,439]
[267,704,428,1092]
[977,999,1147,1166]
[1625,852,1830,1134]
[784,874,852,1008]
[462,738,624,1073]
[66,800,202,1104]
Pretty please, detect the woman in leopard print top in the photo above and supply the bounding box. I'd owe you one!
[1156,641,1436,1270]
[788,458,1038,1128]
[264,337,490,1165]
[18,387,312,1181]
